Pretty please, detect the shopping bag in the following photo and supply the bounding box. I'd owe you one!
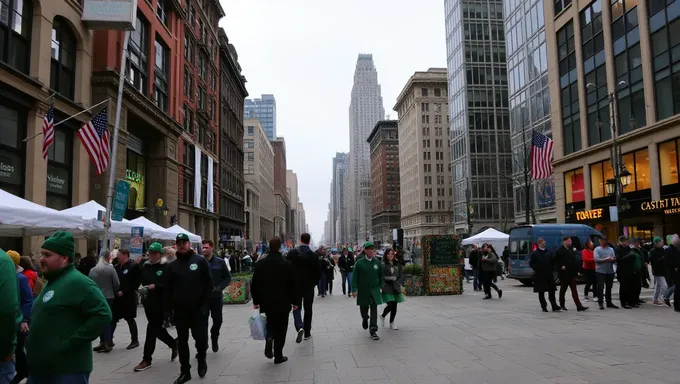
[249,310,267,340]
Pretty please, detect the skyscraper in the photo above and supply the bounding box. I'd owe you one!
[245,94,277,140]
[348,54,385,243]
[445,0,513,234]
[331,152,348,243]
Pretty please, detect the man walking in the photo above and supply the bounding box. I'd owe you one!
[201,239,231,353]
[338,248,355,297]
[164,233,213,384]
[352,242,384,340]
[26,231,112,383]
[0,249,21,383]
[554,236,588,311]
[529,238,560,312]
[287,233,320,343]
[469,245,481,291]
[89,249,119,353]
[112,249,141,349]
[133,243,178,372]
[594,237,618,310]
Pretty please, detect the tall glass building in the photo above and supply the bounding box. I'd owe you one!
[505,0,555,223]
[245,94,277,140]
[445,0,514,234]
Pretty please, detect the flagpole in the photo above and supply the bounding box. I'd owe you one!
[102,29,131,249]
[22,98,111,142]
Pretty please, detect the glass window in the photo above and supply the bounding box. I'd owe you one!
[590,160,614,198]
[564,168,585,203]
[0,0,31,74]
[622,148,650,191]
[0,105,24,197]
[154,37,169,112]
[46,128,72,210]
[50,18,76,100]
[659,140,679,185]
[127,13,149,95]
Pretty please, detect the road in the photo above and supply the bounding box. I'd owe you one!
[89,277,680,384]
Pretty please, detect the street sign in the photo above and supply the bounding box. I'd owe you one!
[130,226,144,258]
[111,180,130,221]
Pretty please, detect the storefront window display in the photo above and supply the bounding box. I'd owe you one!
[126,150,146,215]
[590,148,650,198]
[564,167,585,204]
[590,160,614,199]
[659,139,679,186]
[46,129,72,210]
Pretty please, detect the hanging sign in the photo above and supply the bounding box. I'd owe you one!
[81,0,137,30]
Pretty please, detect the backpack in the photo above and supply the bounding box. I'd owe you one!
[32,277,46,298]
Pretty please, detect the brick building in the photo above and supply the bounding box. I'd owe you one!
[367,120,401,244]
[270,138,290,240]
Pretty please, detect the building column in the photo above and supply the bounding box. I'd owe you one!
[636,0,657,124]
[146,135,179,227]
[649,143,661,201]
[583,165,593,210]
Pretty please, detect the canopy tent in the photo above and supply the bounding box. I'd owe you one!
[128,216,177,239]
[61,200,136,236]
[152,224,202,243]
[461,228,510,253]
[0,188,87,237]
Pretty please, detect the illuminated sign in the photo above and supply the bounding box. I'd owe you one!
[641,198,680,214]
[575,208,603,221]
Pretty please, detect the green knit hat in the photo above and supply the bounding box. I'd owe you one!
[42,231,75,261]
[653,236,663,245]
[148,242,163,253]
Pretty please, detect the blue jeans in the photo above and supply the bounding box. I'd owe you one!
[665,284,675,300]
[208,296,223,339]
[318,274,328,296]
[27,372,90,384]
[0,360,15,383]
[100,298,115,343]
[472,268,480,290]
[342,271,353,294]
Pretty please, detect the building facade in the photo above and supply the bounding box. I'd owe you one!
[505,0,556,223]
[0,0,94,254]
[244,119,274,242]
[218,29,247,244]
[331,152,348,243]
[271,138,290,240]
[348,54,385,243]
[286,170,299,242]
[394,69,453,245]
[445,0,514,234]
[547,0,680,241]
[367,120,401,245]
[244,94,276,140]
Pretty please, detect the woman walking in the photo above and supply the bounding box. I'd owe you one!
[380,249,404,330]
[582,240,597,301]
[480,244,502,299]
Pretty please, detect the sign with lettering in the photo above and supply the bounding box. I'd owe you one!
[575,208,603,221]
[46,166,69,195]
[422,235,463,296]
[125,169,143,183]
[641,198,680,214]
[125,169,145,210]
[81,0,136,30]
[0,152,21,186]
[111,180,130,221]
[130,226,144,257]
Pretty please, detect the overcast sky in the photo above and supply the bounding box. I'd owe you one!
[219,0,446,242]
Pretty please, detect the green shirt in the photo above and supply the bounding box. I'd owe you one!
[351,256,384,306]
[0,249,20,359]
[26,264,112,375]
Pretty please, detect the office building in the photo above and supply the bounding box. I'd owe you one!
[271,138,290,240]
[244,119,275,243]
[367,120,401,244]
[286,170,299,242]
[245,94,277,140]
[330,152,348,243]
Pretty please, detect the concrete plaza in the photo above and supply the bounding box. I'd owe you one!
[90,278,680,384]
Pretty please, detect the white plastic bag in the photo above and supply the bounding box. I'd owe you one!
[249,310,267,340]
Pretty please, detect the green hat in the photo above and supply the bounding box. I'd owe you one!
[176,233,190,242]
[148,242,163,253]
[363,241,374,249]
[42,231,75,261]
[653,236,663,244]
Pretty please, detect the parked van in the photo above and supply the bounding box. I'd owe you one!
[507,224,604,286]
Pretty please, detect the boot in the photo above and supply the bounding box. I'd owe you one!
[93,343,106,352]
[173,372,191,384]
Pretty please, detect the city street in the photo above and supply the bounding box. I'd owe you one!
[90,278,680,384]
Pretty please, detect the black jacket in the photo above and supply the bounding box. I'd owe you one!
[163,250,213,314]
[338,255,347,271]
[469,250,480,269]
[287,245,320,290]
[113,260,141,319]
[529,248,556,293]
[665,245,680,283]
[649,247,667,277]
[205,254,231,298]
[251,251,299,313]
[139,260,168,316]
[381,262,403,295]
[554,245,579,278]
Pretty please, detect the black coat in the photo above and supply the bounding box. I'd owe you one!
[163,250,214,314]
[287,245,321,291]
[114,260,141,320]
[665,245,680,285]
[325,257,335,280]
[469,250,480,269]
[251,251,299,313]
[529,248,556,293]
[139,260,168,320]
[553,245,579,279]
[649,247,666,277]
[206,255,231,299]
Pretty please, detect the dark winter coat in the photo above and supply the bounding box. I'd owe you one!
[649,247,667,277]
[469,250,480,270]
[114,260,141,320]
[206,254,231,299]
[529,248,556,293]
[163,250,214,315]
[325,257,335,280]
[251,251,299,313]
[665,245,680,285]
[554,245,579,280]
[287,244,321,291]
[139,260,168,320]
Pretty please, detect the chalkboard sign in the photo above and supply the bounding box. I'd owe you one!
[423,235,460,266]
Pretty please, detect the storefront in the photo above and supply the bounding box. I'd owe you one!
[125,134,146,220]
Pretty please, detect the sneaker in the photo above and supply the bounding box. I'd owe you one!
[654,301,665,306]
[362,318,368,330]
[133,361,151,372]
[296,329,304,344]
[664,298,671,307]
[304,333,313,340]
[390,322,398,330]
[370,332,380,340]
[380,316,385,328]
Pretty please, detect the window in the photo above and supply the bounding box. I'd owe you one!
[46,128,72,210]
[154,37,169,112]
[621,148,651,192]
[244,139,254,149]
[651,14,680,121]
[184,30,195,64]
[421,88,429,97]
[659,139,679,186]
[183,66,194,97]
[246,152,254,162]
[125,150,146,212]
[127,14,149,95]
[197,86,206,111]
[555,0,572,14]
[590,160,614,199]
[50,18,76,100]
[564,168,585,203]
[0,0,32,74]
[0,105,25,197]
[581,1,609,146]
[182,175,194,205]
[156,0,168,26]
[182,104,194,133]
[247,126,254,136]
[558,22,581,154]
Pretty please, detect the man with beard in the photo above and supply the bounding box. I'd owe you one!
[25,231,111,382]
[112,249,141,350]
[133,243,178,372]
[287,233,320,342]
[164,234,213,384]
[201,239,231,353]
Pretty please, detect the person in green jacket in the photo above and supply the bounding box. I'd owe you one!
[351,242,384,340]
[0,248,21,383]
[26,231,112,383]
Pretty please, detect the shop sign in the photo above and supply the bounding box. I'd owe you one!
[641,198,680,214]
[0,152,21,186]
[112,180,130,221]
[46,167,69,195]
[125,169,144,183]
[575,208,604,221]
[81,0,137,30]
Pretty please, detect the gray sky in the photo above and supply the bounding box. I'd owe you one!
[219,0,446,242]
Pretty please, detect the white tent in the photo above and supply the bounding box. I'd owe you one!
[61,200,136,236]
[153,224,202,243]
[0,188,87,236]
[461,228,510,253]
[128,216,177,239]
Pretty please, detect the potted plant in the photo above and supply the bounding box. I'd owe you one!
[403,263,425,296]
[223,272,253,304]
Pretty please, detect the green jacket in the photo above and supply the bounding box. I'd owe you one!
[351,256,384,306]
[0,249,21,359]
[26,264,112,375]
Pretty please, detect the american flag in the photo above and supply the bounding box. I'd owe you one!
[531,130,554,180]
[41,98,55,160]
[77,107,110,175]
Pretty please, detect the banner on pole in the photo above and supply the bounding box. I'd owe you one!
[112,180,130,221]
[130,226,144,258]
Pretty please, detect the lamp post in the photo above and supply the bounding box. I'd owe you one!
[587,81,635,238]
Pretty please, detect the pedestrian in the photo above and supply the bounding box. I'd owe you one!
[529,238,559,312]
[286,233,320,343]
[164,233,214,384]
[338,248,356,296]
[502,245,510,275]
[163,246,177,263]
[200,239,231,353]
[251,237,299,364]
[17,255,38,292]
[7,250,32,384]
[554,236,588,311]
[26,231,112,383]
[317,248,329,297]
[351,241,383,340]
[469,244,481,291]
[581,240,597,302]
[480,244,502,300]
[624,237,645,307]
[0,249,21,383]
[77,252,97,278]
[133,242,178,372]
[663,234,680,309]
[112,249,141,349]
[594,237,618,310]
[379,249,404,330]
[649,236,668,306]
[325,252,335,295]
[89,249,119,353]
[616,236,641,309]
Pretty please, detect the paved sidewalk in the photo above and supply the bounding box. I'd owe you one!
[90,277,680,384]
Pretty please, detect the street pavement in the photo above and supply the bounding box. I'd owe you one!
[89,276,680,384]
